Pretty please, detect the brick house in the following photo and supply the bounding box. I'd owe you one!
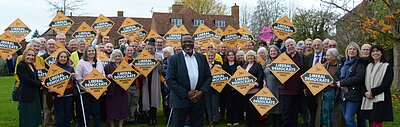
[42,3,239,45]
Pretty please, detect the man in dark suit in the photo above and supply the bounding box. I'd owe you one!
[166,35,212,127]
[303,38,326,127]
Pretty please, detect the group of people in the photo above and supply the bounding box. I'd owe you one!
[12,31,394,127]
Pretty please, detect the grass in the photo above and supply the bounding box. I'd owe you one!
[1,76,399,126]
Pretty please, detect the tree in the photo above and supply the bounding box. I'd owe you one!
[45,0,86,15]
[240,4,253,27]
[32,30,41,38]
[292,8,339,41]
[174,0,227,15]
[322,0,400,89]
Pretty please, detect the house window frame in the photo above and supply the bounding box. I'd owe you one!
[215,20,226,27]
[194,19,205,27]
[171,18,183,26]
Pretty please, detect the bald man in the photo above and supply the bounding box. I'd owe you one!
[361,44,371,58]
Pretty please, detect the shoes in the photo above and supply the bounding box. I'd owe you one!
[227,123,232,126]
[233,123,239,126]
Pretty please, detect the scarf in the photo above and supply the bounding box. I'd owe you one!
[361,62,388,110]
[340,57,357,79]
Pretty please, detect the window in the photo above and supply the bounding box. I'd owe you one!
[215,20,226,27]
[171,18,183,26]
[194,19,205,27]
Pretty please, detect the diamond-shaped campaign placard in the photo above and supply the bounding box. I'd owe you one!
[210,67,231,93]
[5,18,31,42]
[45,48,70,66]
[44,64,71,95]
[301,62,333,96]
[143,29,162,44]
[268,53,300,84]
[72,22,97,45]
[81,69,110,99]
[238,26,254,50]
[112,61,139,91]
[164,25,185,47]
[118,18,143,42]
[0,31,21,60]
[193,24,216,48]
[220,25,241,49]
[271,16,296,40]
[250,87,279,115]
[132,50,159,77]
[228,67,257,95]
[97,50,110,67]
[259,27,274,42]
[92,14,115,37]
[213,27,224,46]
[34,63,48,82]
[134,29,148,43]
[49,12,74,34]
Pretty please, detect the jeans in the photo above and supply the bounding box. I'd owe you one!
[77,94,101,127]
[341,101,360,127]
[54,96,73,127]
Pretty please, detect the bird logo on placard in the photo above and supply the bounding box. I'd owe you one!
[51,69,57,74]
[281,58,287,62]
[316,67,321,71]
[122,65,127,69]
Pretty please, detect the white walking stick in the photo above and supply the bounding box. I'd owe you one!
[167,108,173,127]
[76,80,87,127]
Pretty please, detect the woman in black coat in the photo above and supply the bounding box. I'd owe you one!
[361,45,393,126]
[16,48,44,127]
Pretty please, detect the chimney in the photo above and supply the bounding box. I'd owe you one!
[70,12,72,16]
[117,11,124,18]
[172,2,184,13]
[231,3,239,27]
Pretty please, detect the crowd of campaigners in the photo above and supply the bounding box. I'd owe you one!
[11,31,394,127]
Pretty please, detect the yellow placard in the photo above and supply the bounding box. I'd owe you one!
[49,12,74,34]
[44,64,71,95]
[220,25,241,49]
[267,53,300,84]
[213,27,224,46]
[178,25,190,34]
[45,48,71,66]
[271,16,296,40]
[132,50,159,77]
[118,18,143,41]
[238,26,254,49]
[301,62,333,96]
[134,29,148,43]
[34,63,48,82]
[228,67,257,95]
[163,25,185,47]
[97,50,110,67]
[5,18,31,42]
[92,14,115,37]
[72,22,97,45]
[193,24,216,48]
[0,31,21,60]
[257,56,265,67]
[81,69,110,99]
[143,30,162,44]
[250,87,279,115]
[111,61,139,91]
[210,67,231,93]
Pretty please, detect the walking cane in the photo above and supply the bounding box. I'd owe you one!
[76,80,87,127]
[167,108,173,127]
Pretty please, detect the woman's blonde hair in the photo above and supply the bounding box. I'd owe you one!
[345,42,360,59]
[244,50,257,62]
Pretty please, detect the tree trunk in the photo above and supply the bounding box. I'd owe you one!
[394,43,400,90]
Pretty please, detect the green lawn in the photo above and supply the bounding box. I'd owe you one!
[1,76,399,126]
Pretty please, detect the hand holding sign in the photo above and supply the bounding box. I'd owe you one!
[228,67,257,95]
[301,63,333,96]
[44,64,72,95]
[81,69,110,99]
[132,50,159,77]
[210,67,231,93]
[0,31,21,60]
[271,16,296,40]
[111,61,139,90]
[268,53,300,84]
[250,87,279,115]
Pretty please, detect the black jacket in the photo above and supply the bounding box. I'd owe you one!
[15,61,42,102]
[242,62,265,89]
[334,57,366,102]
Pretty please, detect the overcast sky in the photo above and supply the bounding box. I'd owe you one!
[0,0,362,40]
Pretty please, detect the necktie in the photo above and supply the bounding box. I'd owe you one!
[314,55,320,65]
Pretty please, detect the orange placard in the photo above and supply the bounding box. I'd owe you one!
[97,50,110,67]
[118,18,143,41]
[178,25,190,34]
[44,64,71,95]
[213,27,224,46]
[271,16,296,40]
[210,67,231,93]
[92,14,115,37]
[132,50,159,77]
[163,25,185,47]
[238,26,254,49]
[5,18,31,42]
[111,61,139,91]
[301,62,333,95]
[45,48,70,66]
[143,30,162,44]
[257,56,265,67]
[72,22,97,45]
[250,87,279,115]
[220,25,241,49]
[134,29,148,43]
[81,69,110,99]
[34,63,48,82]
[49,12,74,34]
[228,67,257,95]
[267,53,300,84]
[0,31,21,60]
[193,24,216,48]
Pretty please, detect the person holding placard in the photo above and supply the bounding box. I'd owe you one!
[56,33,67,47]
[75,45,105,127]
[124,45,141,123]
[41,39,57,67]
[161,46,174,124]
[222,49,243,126]
[334,42,365,127]
[70,38,87,69]
[361,45,394,127]
[15,48,44,127]
[104,49,129,127]
[67,39,78,53]
[205,51,222,126]
[235,50,245,66]
[53,50,76,127]
[167,35,212,127]
[264,45,282,127]
[242,50,265,127]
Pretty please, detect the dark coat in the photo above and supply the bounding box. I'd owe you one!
[15,61,42,102]
[304,51,326,71]
[334,57,366,102]
[242,62,264,89]
[166,52,212,109]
